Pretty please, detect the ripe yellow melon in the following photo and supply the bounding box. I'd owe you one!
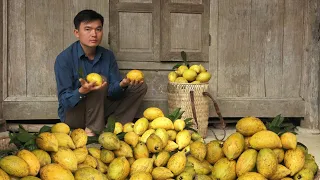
[126,70,144,81]
[86,73,103,86]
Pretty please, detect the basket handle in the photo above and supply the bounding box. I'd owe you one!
[190,91,226,141]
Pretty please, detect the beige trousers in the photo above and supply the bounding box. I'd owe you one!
[64,83,147,132]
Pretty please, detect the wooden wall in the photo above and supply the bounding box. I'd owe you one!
[1,0,320,130]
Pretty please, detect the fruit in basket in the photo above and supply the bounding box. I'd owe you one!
[130,172,152,180]
[32,149,51,167]
[269,164,291,180]
[143,107,165,121]
[280,132,297,149]
[249,130,282,149]
[98,132,120,150]
[108,157,130,180]
[175,77,188,83]
[36,132,59,152]
[74,167,104,180]
[40,163,74,180]
[167,151,187,176]
[236,116,267,136]
[123,122,134,132]
[304,159,319,175]
[124,131,139,147]
[51,122,70,134]
[236,149,258,176]
[86,73,103,86]
[284,148,305,176]
[0,155,29,177]
[20,176,41,180]
[70,128,88,148]
[130,158,154,175]
[149,117,174,130]
[133,117,149,135]
[114,122,123,134]
[154,128,169,148]
[17,149,40,176]
[126,69,144,81]
[73,147,88,164]
[183,69,197,81]
[146,134,163,153]
[174,119,185,131]
[153,150,170,167]
[0,168,10,180]
[168,71,178,82]
[211,158,237,180]
[256,148,278,178]
[114,141,133,157]
[152,167,174,179]
[190,141,206,161]
[294,168,314,180]
[133,142,149,159]
[176,130,191,150]
[51,148,78,172]
[189,65,201,73]
[53,133,76,149]
[175,65,188,76]
[205,140,224,164]
[196,72,211,82]
[237,172,266,180]
[273,148,285,163]
[222,132,245,160]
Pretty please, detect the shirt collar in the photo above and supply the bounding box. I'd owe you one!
[77,41,103,61]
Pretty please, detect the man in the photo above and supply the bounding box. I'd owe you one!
[54,10,147,136]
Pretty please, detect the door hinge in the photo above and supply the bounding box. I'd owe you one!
[209,34,211,46]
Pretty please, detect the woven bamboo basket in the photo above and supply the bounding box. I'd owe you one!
[167,82,211,137]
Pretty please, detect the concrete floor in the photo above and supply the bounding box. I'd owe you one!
[205,126,320,166]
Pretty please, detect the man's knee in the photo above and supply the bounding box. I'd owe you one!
[140,82,148,94]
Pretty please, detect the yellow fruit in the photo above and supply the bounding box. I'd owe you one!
[123,122,134,132]
[211,158,237,180]
[190,80,201,84]
[130,172,152,180]
[167,151,186,176]
[127,157,136,166]
[36,132,58,152]
[273,148,285,163]
[257,148,278,178]
[190,141,206,161]
[174,119,185,131]
[222,132,245,160]
[154,151,170,167]
[133,142,149,159]
[100,149,115,164]
[244,136,251,150]
[249,130,282,150]
[236,116,267,136]
[140,129,155,143]
[176,171,194,180]
[77,163,91,169]
[168,71,178,82]
[189,65,201,73]
[98,132,120,150]
[88,147,101,159]
[51,148,78,172]
[73,147,88,164]
[304,159,318,175]
[196,175,212,180]
[32,149,51,167]
[236,149,258,176]
[108,157,130,180]
[143,107,165,121]
[51,123,70,134]
[86,73,103,86]
[196,72,211,82]
[0,168,9,180]
[284,148,305,176]
[114,122,123,134]
[154,128,169,148]
[176,130,191,150]
[174,77,188,83]
[124,131,139,147]
[152,167,174,179]
[149,117,174,130]
[269,164,291,180]
[164,140,179,152]
[134,117,149,135]
[281,132,297,149]
[96,159,108,173]
[183,69,197,81]
[130,158,154,175]
[205,140,225,164]
[146,134,163,153]
[83,155,97,168]
[40,163,74,180]
[176,65,188,76]
[199,64,206,72]
[53,132,76,149]
[20,176,41,180]
[187,156,211,175]
[0,155,29,177]
[294,168,314,180]
[17,149,40,176]
[74,167,104,180]
[71,128,88,148]
[114,141,134,158]
[126,69,144,81]
[237,172,267,180]
[167,130,177,141]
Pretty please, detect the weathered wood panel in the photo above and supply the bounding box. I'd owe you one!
[171,0,202,4]
[0,0,5,131]
[217,0,250,97]
[63,0,109,49]
[7,0,26,97]
[161,0,209,62]
[282,0,304,98]
[26,0,63,96]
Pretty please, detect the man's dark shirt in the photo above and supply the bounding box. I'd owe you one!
[54,41,125,122]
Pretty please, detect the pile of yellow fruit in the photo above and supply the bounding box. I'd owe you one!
[0,107,318,180]
[168,64,211,83]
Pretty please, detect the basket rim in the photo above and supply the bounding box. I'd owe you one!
[168,82,209,85]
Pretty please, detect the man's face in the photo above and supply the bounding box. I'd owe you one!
[74,20,103,48]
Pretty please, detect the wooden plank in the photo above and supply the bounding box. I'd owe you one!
[301,0,320,130]
[117,2,153,12]
[118,61,209,70]
[217,0,250,97]
[208,0,218,96]
[0,0,6,132]
[63,0,109,48]
[3,98,305,120]
[168,3,204,13]
[1,0,7,101]
[26,0,63,97]
[282,0,304,98]
[7,0,26,97]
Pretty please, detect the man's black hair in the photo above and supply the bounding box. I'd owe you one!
[74,9,104,29]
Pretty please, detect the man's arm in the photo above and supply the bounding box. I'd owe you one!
[54,56,83,109]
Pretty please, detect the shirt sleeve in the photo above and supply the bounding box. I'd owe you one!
[54,54,83,109]
[107,52,125,100]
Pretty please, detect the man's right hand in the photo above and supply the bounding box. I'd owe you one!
[79,78,107,94]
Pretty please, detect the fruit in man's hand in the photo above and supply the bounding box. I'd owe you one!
[126,70,144,81]
[86,73,103,86]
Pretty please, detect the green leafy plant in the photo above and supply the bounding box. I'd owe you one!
[172,51,190,70]
[266,114,297,136]
[166,108,197,132]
